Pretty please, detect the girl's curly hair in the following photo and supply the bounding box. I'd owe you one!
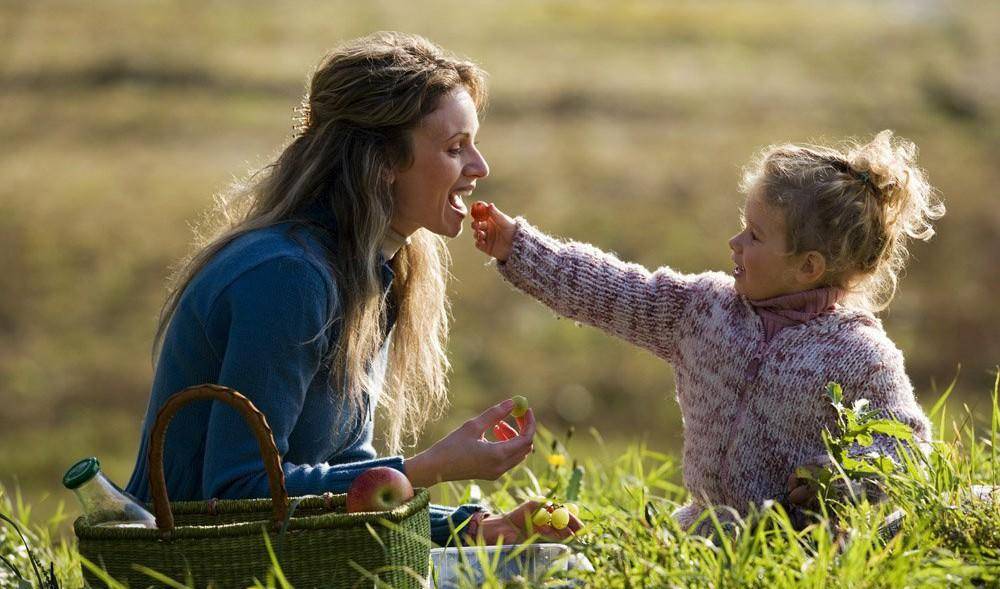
[741,130,945,312]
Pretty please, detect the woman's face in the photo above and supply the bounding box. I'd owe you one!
[728,190,805,301]
[391,88,489,238]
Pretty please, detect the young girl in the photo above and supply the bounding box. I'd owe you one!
[471,130,944,532]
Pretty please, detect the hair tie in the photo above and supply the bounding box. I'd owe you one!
[856,170,879,197]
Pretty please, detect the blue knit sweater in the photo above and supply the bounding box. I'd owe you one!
[124,206,480,545]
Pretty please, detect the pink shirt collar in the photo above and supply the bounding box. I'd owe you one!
[748,286,847,342]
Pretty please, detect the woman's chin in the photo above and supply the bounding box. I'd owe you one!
[426,221,463,239]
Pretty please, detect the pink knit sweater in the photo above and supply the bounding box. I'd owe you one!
[496,219,931,530]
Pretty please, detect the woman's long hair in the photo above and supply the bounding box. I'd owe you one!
[154,32,488,453]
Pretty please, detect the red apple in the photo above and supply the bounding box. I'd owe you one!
[345,467,414,513]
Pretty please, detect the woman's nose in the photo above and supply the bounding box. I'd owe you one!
[465,147,489,179]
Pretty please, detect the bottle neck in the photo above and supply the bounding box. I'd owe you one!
[73,472,127,514]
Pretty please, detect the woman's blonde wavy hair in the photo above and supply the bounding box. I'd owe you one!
[740,130,945,312]
[154,32,487,453]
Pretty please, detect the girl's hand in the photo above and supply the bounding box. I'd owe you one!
[786,455,832,508]
[471,202,516,263]
[472,500,583,545]
[786,466,822,508]
[404,399,535,487]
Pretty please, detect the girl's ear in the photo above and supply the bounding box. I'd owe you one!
[797,251,827,285]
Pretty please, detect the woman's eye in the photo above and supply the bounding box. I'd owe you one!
[448,146,463,155]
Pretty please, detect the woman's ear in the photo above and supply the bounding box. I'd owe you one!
[797,251,827,286]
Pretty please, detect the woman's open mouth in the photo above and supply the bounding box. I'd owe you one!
[448,190,470,216]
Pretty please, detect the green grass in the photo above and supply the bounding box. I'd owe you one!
[3,377,999,588]
[2,0,999,563]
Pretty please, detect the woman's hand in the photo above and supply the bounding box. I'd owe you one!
[472,500,583,545]
[471,202,516,263]
[404,398,535,488]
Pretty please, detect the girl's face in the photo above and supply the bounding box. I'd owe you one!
[728,191,809,301]
[391,88,489,238]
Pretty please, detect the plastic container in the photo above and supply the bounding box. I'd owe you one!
[428,543,593,588]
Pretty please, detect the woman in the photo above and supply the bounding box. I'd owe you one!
[124,32,579,545]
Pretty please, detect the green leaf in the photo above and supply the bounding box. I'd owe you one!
[872,456,896,474]
[867,420,914,441]
[795,466,816,480]
[826,382,844,404]
[841,455,879,475]
[856,432,874,447]
[566,465,584,501]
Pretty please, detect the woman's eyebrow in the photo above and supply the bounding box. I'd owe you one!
[443,131,471,142]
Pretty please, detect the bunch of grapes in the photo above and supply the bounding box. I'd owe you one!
[530,498,579,531]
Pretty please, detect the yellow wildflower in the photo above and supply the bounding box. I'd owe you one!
[547,453,567,467]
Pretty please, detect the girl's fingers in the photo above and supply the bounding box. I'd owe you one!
[788,484,814,505]
[787,472,800,492]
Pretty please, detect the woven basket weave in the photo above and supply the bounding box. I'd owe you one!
[73,384,431,588]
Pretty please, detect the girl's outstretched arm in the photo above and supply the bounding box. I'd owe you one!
[472,203,703,362]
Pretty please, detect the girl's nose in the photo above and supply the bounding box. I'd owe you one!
[728,234,741,252]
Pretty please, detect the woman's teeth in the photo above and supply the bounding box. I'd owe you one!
[449,192,467,213]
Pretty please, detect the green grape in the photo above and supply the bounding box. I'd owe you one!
[532,508,551,527]
[550,507,570,530]
[511,395,529,418]
[565,502,580,517]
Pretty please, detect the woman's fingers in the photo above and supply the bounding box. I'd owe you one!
[567,512,584,533]
[534,523,576,542]
[492,421,517,442]
[467,399,515,435]
[493,421,517,442]
[514,407,533,433]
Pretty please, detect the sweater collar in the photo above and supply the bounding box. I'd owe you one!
[380,227,410,262]
[748,286,847,342]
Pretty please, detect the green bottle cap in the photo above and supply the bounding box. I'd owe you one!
[63,457,100,489]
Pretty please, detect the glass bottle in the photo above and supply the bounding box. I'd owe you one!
[62,457,157,528]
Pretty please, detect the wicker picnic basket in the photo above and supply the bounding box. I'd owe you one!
[74,384,431,588]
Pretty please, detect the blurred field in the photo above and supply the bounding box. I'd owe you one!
[1,0,998,531]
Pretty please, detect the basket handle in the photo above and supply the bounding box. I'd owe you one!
[148,384,289,533]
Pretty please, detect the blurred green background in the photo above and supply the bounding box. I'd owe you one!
[2,0,998,531]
